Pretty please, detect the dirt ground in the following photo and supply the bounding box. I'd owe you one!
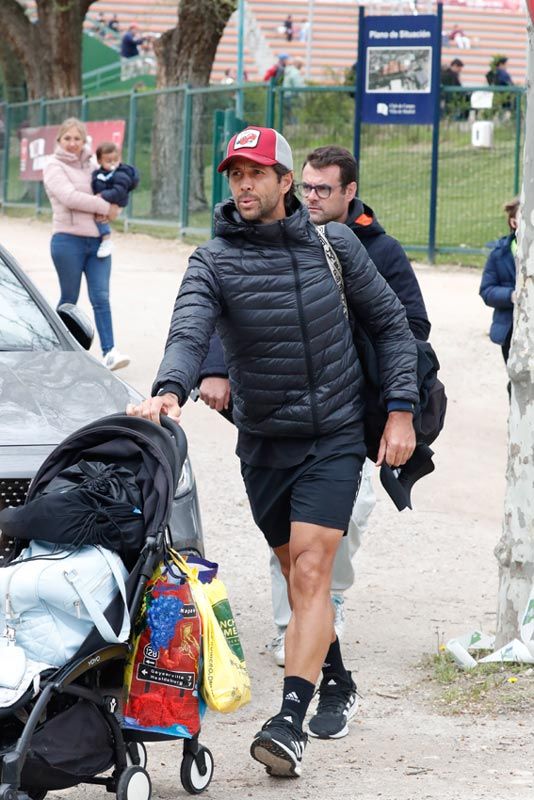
[1,216,532,800]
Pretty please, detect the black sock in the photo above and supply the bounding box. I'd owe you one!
[280,676,315,727]
[322,637,349,680]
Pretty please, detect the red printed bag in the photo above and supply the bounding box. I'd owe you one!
[123,565,202,738]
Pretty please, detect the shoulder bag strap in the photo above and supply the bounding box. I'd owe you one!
[315,224,349,318]
[65,548,130,644]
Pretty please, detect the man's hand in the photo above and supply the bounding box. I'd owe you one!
[199,377,231,411]
[376,411,416,468]
[126,392,181,424]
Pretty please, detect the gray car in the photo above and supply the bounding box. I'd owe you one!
[0,243,203,557]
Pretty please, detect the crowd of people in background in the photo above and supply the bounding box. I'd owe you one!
[91,11,121,41]
[277,15,310,42]
[439,54,514,88]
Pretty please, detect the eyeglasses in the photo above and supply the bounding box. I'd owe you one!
[296,182,343,200]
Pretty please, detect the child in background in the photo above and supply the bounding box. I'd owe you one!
[91,142,139,257]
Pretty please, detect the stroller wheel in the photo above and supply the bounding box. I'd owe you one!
[126,741,148,769]
[180,747,214,794]
[0,786,18,800]
[116,766,151,800]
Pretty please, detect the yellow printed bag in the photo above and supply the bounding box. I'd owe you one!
[170,551,251,714]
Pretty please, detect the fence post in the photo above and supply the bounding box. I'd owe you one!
[35,98,46,216]
[80,95,88,121]
[211,109,225,237]
[125,90,137,232]
[278,87,284,133]
[1,103,11,207]
[353,5,365,170]
[513,88,522,195]
[428,2,443,264]
[180,87,193,235]
[266,78,275,128]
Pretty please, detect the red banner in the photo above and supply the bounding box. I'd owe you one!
[19,120,126,182]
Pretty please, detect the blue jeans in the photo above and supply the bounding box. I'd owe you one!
[50,233,114,355]
[96,220,111,237]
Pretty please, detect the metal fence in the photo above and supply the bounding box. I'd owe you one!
[0,82,524,260]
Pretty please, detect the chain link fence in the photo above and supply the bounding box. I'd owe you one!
[0,83,524,259]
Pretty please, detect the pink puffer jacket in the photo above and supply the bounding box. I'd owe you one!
[43,145,111,237]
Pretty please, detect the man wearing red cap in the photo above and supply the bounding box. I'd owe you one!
[127,126,418,778]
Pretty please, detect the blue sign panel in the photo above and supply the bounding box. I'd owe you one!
[360,14,439,124]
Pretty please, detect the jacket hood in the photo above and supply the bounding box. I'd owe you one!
[54,143,93,168]
[213,195,313,243]
[346,198,385,240]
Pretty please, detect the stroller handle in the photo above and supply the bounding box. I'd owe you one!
[159,413,188,468]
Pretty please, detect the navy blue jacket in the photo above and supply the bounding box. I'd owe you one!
[154,198,418,438]
[91,163,139,207]
[345,199,430,341]
[120,31,144,58]
[198,197,430,381]
[479,234,516,345]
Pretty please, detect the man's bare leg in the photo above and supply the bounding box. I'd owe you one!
[283,521,341,682]
[274,523,358,739]
[251,523,343,777]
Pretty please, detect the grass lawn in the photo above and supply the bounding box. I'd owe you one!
[2,88,522,265]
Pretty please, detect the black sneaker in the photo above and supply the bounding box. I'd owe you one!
[308,671,358,739]
[250,710,308,777]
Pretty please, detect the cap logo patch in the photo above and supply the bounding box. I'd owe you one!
[234,129,261,149]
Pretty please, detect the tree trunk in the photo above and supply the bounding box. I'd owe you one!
[494,22,534,647]
[150,0,237,218]
[2,0,92,99]
[0,38,26,102]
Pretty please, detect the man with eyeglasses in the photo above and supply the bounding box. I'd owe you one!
[129,126,418,777]
[266,142,430,666]
[299,145,430,342]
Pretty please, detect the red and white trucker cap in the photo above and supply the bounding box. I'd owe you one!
[217,126,293,173]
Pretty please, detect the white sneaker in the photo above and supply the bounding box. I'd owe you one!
[332,594,345,640]
[102,347,130,371]
[267,629,286,667]
[97,238,113,258]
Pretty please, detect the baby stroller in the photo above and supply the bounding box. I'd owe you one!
[0,413,214,799]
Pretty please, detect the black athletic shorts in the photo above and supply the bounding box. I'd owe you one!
[240,435,366,549]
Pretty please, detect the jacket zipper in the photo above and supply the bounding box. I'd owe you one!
[281,221,320,435]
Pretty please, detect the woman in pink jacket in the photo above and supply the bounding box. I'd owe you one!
[43,117,129,370]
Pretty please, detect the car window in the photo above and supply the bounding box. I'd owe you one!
[0,254,61,351]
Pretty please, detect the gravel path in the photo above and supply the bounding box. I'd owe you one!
[1,217,531,800]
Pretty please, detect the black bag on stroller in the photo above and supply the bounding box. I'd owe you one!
[20,700,115,794]
[0,414,214,800]
[0,460,145,566]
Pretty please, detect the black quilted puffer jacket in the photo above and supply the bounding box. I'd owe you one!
[152,198,418,438]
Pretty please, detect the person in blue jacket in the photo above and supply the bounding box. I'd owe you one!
[91,141,139,258]
[479,197,519,373]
